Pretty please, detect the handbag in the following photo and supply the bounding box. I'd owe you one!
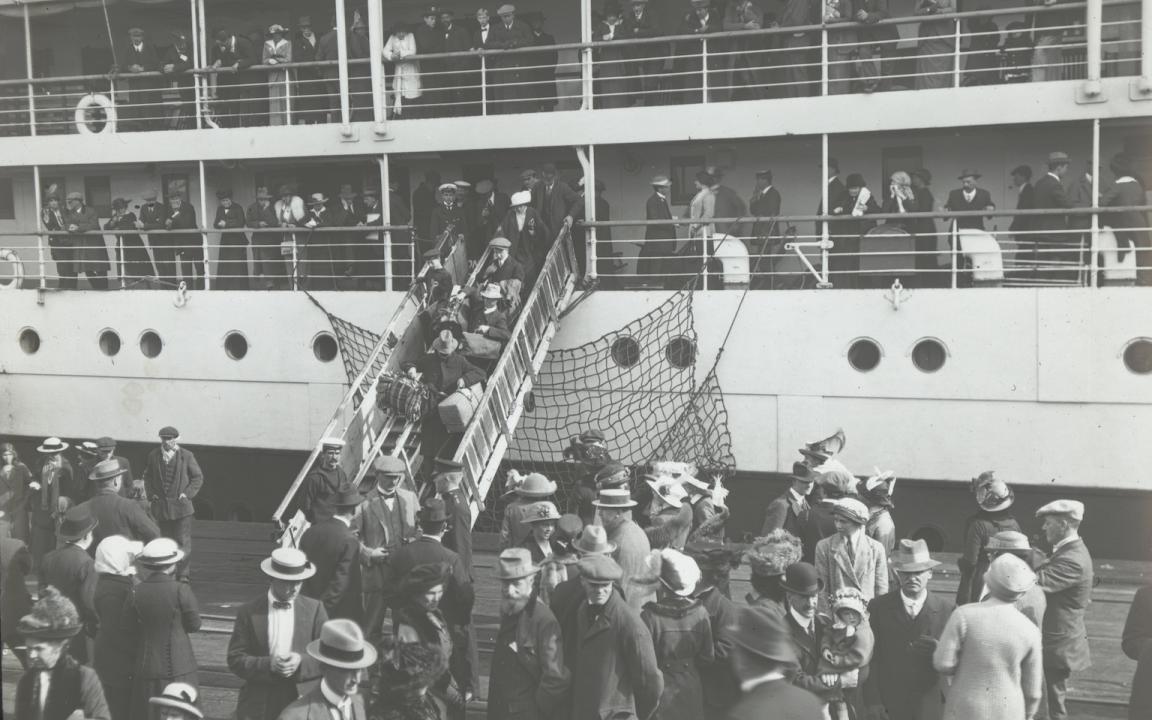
[437,383,482,433]
[376,372,433,422]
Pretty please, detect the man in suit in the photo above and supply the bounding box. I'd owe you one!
[621,0,666,106]
[944,169,995,231]
[533,163,578,242]
[211,29,256,127]
[77,459,160,553]
[247,186,283,289]
[162,32,195,126]
[1031,151,1076,280]
[779,562,837,699]
[867,539,954,720]
[413,7,444,115]
[440,10,474,116]
[38,506,99,664]
[277,619,374,720]
[676,0,723,103]
[227,548,328,720]
[122,27,161,129]
[1035,500,1094,720]
[762,463,826,564]
[42,194,77,289]
[728,605,823,720]
[64,191,108,290]
[474,179,510,250]
[480,236,526,308]
[485,4,537,114]
[354,455,419,640]
[137,189,168,282]
[1009,165,1035,243]
[314,18,342,122]
[1,519,33,667]
[750,170,783,243]
[164,194,203,290]
[433,459,474,573]
[142,426,203,582]
[639,175,678,282]
[91,437,137,500]
[292,16,322,123]
[300,487,364,623]
[429,183,466,255]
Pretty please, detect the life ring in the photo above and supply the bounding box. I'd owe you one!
[75,93,117,135]
[0,248,23,290]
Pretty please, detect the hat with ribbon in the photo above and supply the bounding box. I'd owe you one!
[510,190,531,207]
[974,473,1014,512]
[779,561,823,596]
[832,587,867,620]
[857,468,896,508]
[139,537,185,567]
[889,538,941,573]
[592,488,637,509]
[522,501,561,524]
[58,506,97,542]
[516,473,556,497]
[650,175,672,187]
[577,554,622,582]
[497,548,540,581]
[267,24,287,34]
[149,683,204,720]
[37,437,70,454]
[307,193,328,206]
[572,525,617,555]
[260,547,316,581]
[984,553,1036,600]
[77,441,100,458]
[17,586,83,640]
[829,498,870,526]
[89,458,127,483]
[728,606,797,666]
[646,478,687,509]
[306,618,378,669]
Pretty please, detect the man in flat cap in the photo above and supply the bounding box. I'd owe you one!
[485,4,536,114]
[480,236,526,309]
[1035,499,1093,720]
[354,455,419,638]
[568,554,663,720]
[300,438,348,524]
[143,426,202,582]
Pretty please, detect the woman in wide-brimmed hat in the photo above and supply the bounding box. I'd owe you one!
[957,471,1021,605]
[856,469,897,556]
[499,470,557,549]
[518,501,566,564]
[263,23,292,125]
[644,476,693,551]
[93,535,145,720]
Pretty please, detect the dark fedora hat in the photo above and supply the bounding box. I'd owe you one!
[58,506,98,542]
[779,561,823,596]
[329,486,363,508]
[728,606,798,666]
[419,497,450,524]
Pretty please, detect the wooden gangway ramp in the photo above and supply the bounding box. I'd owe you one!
[3,520,1145,719]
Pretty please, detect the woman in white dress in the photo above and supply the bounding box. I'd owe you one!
[383,24,422,118]
[262,24,292,125]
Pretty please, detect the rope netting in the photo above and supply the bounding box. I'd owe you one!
[305,292,384,396]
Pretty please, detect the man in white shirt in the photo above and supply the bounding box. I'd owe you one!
[227,547,328,720]
[277,619,375,720]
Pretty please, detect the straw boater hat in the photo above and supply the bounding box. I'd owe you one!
[17,586,83,640]
[260,547,316,581]
[497,548,540,580]
[37,437,70,454]
[746,530,802,578]
[658,548,701,597]
[522,501,561,524]
[572,525,617,556]
[592,488,637,509]
[651,175,672,187]
[149,683,204,720]
[307,619,378,669]
[139,538,185,568]
[889,538,941,572]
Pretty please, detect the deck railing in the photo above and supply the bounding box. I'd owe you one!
[0,2,1141,136]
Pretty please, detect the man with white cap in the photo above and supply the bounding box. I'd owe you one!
[354,454,419,639]
[227,547,328,720]
[1034,499,1093,720]
[814,497,888,601]
[429,182,465,252]
[149,682,204,720]
[593,488,653,611]
[300,437,348,523]
[484,4,536,113]
[487,548,570,719]
[278,619,375,720]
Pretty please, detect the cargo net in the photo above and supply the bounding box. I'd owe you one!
[477,286,736,529]
[305,292,384,397]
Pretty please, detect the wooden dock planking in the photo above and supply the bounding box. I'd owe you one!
[3,520,1146,719]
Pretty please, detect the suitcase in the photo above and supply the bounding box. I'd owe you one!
[376,373,433,422]
[438,384,483,433]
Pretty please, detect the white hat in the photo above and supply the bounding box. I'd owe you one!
[646,478,687,509]
[658,548,701,596]
[148,682,203,719]
[1035,499,1085,522]
[984,553,1037,600]
[139,537,185,567]
[260,547,316,581]
[510,190,531,207]
[321,437,345,449]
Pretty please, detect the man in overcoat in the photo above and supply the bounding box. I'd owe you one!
[866,539,954,720]
[143,426,202,582]
[277,619,374,720]
[486,548,570,720]
[39,506,99,664]
[227,548,328,720]
[727,605,823,720]
[164,194,203,289]
[300,487,364,624]
[620,0,666,106]
[1035,499,1094,720]
[77,459,159,553]
[639,175,677,280]
[1031,151,1075,279]
[781,562,838,703]
[354,455,419,639]
[121,28,161,129]
[568,554,663,720]
[65,191,108,290]
[485,4,537,114]
[761,463,825,564]
[532,163,578,240]
[594,488,654,611]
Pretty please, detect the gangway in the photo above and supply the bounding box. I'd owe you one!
[273,227,578,540]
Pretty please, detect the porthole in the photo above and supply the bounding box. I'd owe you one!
[224,331,248,360]
[19,328,40,354]
[911,338,947,373]
[610,335,641,368]
[313,332,338,362]
[140,330,163,358]
[665,336,696,369]
[98,329,121,357]
[1122,338,1152,375]
[847,337,882,372]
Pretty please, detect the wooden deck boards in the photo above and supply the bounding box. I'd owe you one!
[3,520,1145,719]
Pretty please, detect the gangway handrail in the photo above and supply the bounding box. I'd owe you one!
[451,226,578,525]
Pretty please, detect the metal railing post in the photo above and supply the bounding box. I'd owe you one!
[953,19,962,88]
[1136,0,1152,96]
[578,145,597,281]
[1090,117,1100,286]
[821,27,829,96]
[196,0,207,128]
[701,37,709,103]
[199,160,211,289]
[480,55,488,116]
[380,156,393,292]
[581,47,594,111]
[109,77,118,129]
[951,219,959,288]
[285,72,292,125]
[367,0,386,133]
[33,165,46,288]
[821,133,830,285]
[334,0,351,129]
[24,5,36,136]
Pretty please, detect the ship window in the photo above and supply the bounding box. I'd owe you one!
[1123,338,1152,375]
[98,329,121,357]
[665,336,697,369]
[224,331,248,360]
[912,338,947,373]
[610,336,641,368]
[140,330,163,358]
[19,328,40,354]
[847,338,882,372]
[313,332,338,362]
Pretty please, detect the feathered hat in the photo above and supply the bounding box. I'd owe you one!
[857,468,896,508]
[799,428,846,466]
[17,586,82,639]
[745,530,802,578]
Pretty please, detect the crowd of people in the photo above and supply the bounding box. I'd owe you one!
[85,0,1103,132]
[2,424,1149,720]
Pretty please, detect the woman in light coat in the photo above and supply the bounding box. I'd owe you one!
[383,24,422,118]
[814,498,889,602]
[263,25,292,125]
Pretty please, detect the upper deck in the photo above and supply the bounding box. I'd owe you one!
[0,0,1149,165]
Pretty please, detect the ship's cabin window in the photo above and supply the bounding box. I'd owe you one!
[1123,338,1152,375]
[225,331,249,360]
[98,329,121,357]
[847,338,882,372]
[912,338,947,373]
[140,330,163,358]
[19,328,40,354]
[313,332,338,362]
[665,336,697,369]
[610,336,641,368]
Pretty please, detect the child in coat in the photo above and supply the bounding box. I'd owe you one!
[818,588,875,720]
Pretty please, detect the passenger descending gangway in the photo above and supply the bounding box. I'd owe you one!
[273,228,578,542]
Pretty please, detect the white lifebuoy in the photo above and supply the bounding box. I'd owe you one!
[0,248,24,290]
[75,93,117,135]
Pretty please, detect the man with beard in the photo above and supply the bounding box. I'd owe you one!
[486,548,569,719]
[593,488,653,611]
[300,438,348,524]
